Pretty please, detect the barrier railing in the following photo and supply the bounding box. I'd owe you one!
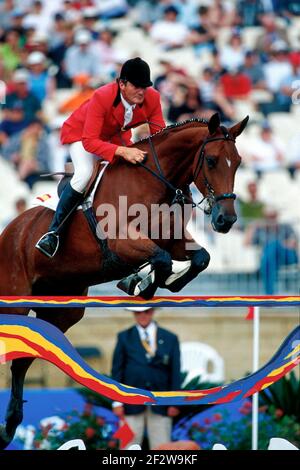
[0,295,299,308]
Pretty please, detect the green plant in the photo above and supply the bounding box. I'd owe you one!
[260,371,300,422]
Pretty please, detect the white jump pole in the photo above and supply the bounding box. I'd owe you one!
[251,306,260,450]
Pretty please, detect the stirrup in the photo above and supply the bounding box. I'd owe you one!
[35,231,60,258]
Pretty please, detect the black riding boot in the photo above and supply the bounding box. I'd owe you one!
[35,183,83,258]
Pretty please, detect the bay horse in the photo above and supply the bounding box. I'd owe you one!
[0,112,248,448]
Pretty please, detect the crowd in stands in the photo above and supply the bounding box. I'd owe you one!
[0,0,299,292]
[0,1,300,183]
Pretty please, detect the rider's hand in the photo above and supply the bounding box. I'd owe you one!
[116,146,147,164]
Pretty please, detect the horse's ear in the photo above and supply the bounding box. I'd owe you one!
[208,113,220,135]
[229,115,249,138]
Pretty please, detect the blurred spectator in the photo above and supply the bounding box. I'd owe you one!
[239,50,266,90]
[210,47,227,81]
[154,58,188,102]
[263,41,292,92]
[48,22,74,88]
[255,13,289,57]
[48,13,68,50]
[22,1,52,36]
[220,66,252,100]
[1,119,51,188]
[167,83,203,123]
[0,101,29,141]
[92,28,126,81]
[10,10,27,42]
[27,51,55,103]
[199,67,235,122]
[0,28,22,72]
[64,29,102,83]
[277,61,300,110]
[220,31,246,71]
[0,0,15,32]
[26,31,49,56]
[59,0,82,23]
[4,68,42,123]
[238,181,265,229]
[58,73,95,114]
[150,5,189,50]
[260,41,293,114]
[245,207,298,294]
[249,121,285,176]
[209,0,236,27]
[236,0,266,27]
[81,7,100,38]
[188,6,217,56]
[273,0,300,18]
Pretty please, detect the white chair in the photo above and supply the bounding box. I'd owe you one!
[180,341,225,385]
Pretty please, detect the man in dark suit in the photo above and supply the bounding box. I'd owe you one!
[111,307,181,449]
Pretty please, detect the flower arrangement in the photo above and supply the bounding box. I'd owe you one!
[16,404,119,450]
[182,403,300,450]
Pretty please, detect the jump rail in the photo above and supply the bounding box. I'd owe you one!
[0,295,299,308]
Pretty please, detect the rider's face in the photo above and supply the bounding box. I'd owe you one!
[119,80,147,105]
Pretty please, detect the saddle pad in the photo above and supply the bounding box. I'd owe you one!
[32,161,109,212]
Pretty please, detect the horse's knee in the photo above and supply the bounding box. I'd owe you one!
[151,249,172,285]
[192,248,210,272]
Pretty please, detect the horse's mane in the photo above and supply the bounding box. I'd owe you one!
[136,117,208,144]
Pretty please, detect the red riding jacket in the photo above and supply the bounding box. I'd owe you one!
[60,81,166,162]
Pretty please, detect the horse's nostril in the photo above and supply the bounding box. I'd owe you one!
[217,214,224,226]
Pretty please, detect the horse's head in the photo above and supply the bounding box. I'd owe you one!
[193,113,249,233]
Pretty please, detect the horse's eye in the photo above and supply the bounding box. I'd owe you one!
[206,156,217,169]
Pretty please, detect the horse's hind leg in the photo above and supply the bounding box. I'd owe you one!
[0,358,35,449]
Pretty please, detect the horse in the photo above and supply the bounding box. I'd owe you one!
[0,112,248,448]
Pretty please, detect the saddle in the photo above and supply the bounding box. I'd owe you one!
[57,159,105,198]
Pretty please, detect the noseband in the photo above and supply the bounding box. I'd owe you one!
[193,127,236,214]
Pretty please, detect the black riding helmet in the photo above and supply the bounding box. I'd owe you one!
[119,57,153,88]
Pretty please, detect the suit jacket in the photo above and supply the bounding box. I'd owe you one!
[60,81,165,162]
[111,324,181,416]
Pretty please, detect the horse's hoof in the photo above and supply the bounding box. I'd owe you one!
[0,424,12,450]
[117,273,142,295]
[137,281,158,300]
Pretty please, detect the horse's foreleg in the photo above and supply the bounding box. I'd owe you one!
[165,231,210,292]
[0,358,34,449]
[113,238,172,299]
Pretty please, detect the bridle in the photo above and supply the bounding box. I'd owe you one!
[192,126,237,214]
[127,121,237,213]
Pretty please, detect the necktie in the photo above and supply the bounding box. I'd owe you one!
[142,330,153,356]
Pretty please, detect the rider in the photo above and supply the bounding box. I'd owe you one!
[36,57,166,258]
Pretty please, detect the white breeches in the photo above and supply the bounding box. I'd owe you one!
[69,141,96,193]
